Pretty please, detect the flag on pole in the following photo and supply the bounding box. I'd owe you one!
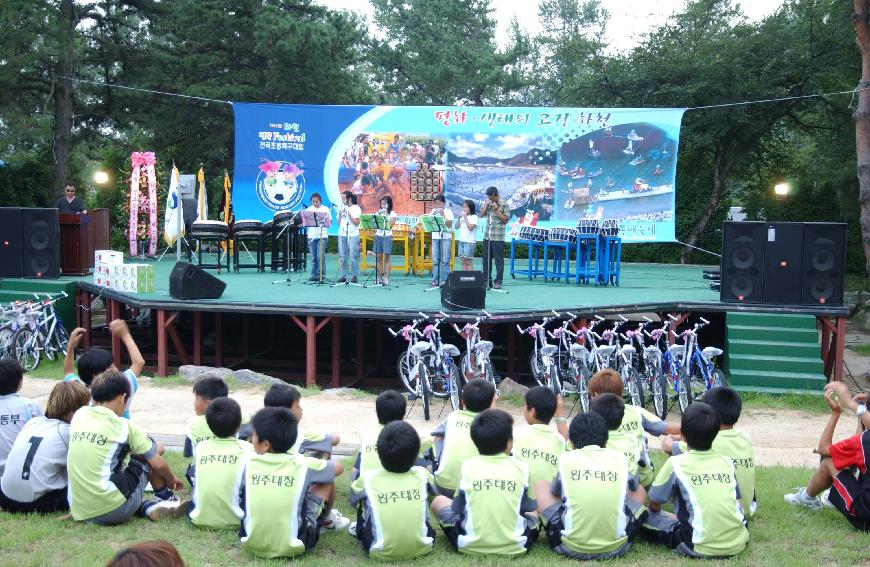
[196,166,208,221]
[219,170,235,253]
[163,164,184,245]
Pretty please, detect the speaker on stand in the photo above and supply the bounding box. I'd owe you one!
[441,271,486,310]
[20,208,60,279]
[720,222,765,303]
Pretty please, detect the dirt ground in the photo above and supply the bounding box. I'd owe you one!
[19,376,859,469]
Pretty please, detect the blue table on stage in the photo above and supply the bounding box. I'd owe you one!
[510,239,545,280]
[543,239,572,283]
[596,235,622,286]
[575,235,598,284]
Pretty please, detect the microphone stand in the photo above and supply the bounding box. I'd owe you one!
[423,209,448,293]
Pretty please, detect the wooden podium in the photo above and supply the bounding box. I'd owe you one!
[59,209,110,275]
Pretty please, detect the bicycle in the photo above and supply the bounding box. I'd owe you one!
[0,301,32,358]
[527,311,561,384]
[388,318,434,420]
[12,292,69,372]
[659,315,692,416]
[452,311,497,392]
[547,313,591,412]
[577,316,616,374]
[420,313,463,411]
[518,318,561,396]
[395,313,430,392]
[641,320,670,419]
[616,326,645,408]
[676,317,726,402]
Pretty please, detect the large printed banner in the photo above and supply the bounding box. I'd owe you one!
[232,103,685,242]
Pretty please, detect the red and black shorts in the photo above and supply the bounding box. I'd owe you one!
[828,469,870,531]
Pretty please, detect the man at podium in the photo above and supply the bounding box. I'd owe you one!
[55,181,87,214]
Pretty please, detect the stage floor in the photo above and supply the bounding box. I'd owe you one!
[67,255,848,321]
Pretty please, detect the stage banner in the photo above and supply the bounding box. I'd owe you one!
[232,103,685,242]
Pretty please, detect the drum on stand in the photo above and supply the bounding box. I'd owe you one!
[518,225,550,242]
[548,226,578,244]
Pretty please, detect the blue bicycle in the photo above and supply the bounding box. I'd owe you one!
[676,317,726,403]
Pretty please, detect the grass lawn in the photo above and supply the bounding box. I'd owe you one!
[850,344,870,357]
[0,451,863,567]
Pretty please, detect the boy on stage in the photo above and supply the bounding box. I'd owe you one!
[429,194,454,288]
[479,186,509,289]
[337,190,361,284]
[306,192,332,282]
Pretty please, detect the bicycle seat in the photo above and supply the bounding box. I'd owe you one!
[643,345,661,355]
[702,346,723,360]
[474,340,494,355]
[597,345,616,358]
[667,344,685,359]
[442,344,461,357]
[540,345,558,356]
[620,345,635,356]
[569,344,586,358]
[410,342,432,357]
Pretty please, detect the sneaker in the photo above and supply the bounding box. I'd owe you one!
[145,498,191,521]
[152,489,180,503]
[820,489,836,509]
[430,281,439,288]
[308,275,319,282]
[320,509,352,531]
[351,277,358,283]
[336,277,347,284]
[784,487,823,510]
[348,521,358,537]
[493,282,502,289]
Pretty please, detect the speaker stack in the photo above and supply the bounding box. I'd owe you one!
[169,262,226,300]
[0,207,60,279]
[720,221,846,306]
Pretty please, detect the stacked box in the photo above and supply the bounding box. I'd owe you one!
[121,263,155,293]
[93,250,123,287]
[95,250,123,265]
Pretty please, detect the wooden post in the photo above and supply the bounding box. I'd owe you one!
[834,316,845,382]
[156,309,168,377]
[193,312,202,366]
[306,316,316,386]
[332,318,341,388]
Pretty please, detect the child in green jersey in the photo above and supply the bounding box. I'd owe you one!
[239,407,343,558]
[512,386,567,500]
[350,421,437,560]
[537,412,645,559]
[67,370,189,525]
[432,409,539,556]
[188,397,253,529]
[590,393,646,504]
[432,379,496,496]
[663,387,756,518]
[184,375,229,485]
[261,383,350,529]
[589,369,680,488]
[643,403,748,558]
[352,390,407,481]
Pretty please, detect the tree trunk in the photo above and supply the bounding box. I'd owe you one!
[51,0,75,199]
[853,1,870,284]
[680,143,732,264]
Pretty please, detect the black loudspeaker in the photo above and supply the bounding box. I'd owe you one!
[169,261,226,300]
[20,208,59,279]
[801,223,846,306]
[0,208,23,278]
[762,222,804,304]
[720,222,765,303]
[441,271,486,310]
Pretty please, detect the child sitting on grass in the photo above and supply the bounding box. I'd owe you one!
[512,386,567,500]
[431,409,539,556]
[589,393,646,504]
[589,369,680,488]
[350,420,437,560]
[353,389,407,480]
[536,411,645,560]
[785,381,870,530]
[0,380,90,513]
[239,407,343,558]
[643,402,748,558]
[189,397,253,530]
[67,370,189,525]
[0,358,42,476]
[260,382,349,529]
[432,379,496,496]
[63,320,144,419]
[664,386,756,518]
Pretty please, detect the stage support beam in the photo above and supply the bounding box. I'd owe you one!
[193,312,202,366]
[819,316,845,382]
[332,318,341,388]
[291,315,333,387]
[156,309,168,377]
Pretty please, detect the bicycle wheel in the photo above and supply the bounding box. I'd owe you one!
[430,357,451,399]
[49,323,70,360]
[41,330,56,361]
[0,327,13,358]
[419,363,430,421]
[575,360,591,412]
[529,350,544,384]
[548,364,561,396]
[13,329,40,372]
[625,366,645,408]
[483,361,498,393]
[396,351,417,395]
[652,368,668,420]
[449,363,462,411]
[677,367,692,413]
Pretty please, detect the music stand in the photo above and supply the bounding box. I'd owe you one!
[421,215,449,293]
[359,214,388,287]
[301,210,332,285]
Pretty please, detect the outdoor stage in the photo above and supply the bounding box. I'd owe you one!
[54,255,850,391]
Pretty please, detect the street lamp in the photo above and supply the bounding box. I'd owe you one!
[774,182,790,197]
[93,170,109,185]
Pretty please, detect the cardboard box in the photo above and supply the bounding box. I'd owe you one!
[94,262,113,278]
[95,250,123,265]
[123,264,155,293]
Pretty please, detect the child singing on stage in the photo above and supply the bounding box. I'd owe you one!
[374,196,398,286]
[306,193,332,283]
[337,191,361,284]
[430,195,454,288]
[454,199,478,272]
